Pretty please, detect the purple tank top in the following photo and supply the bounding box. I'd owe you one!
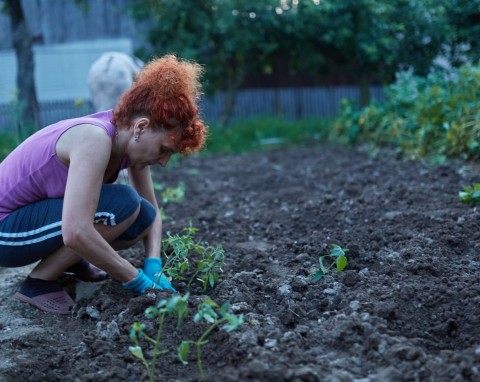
[0,110,129,221]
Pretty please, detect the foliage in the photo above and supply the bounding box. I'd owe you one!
[312,244,348,282]
[459,183,480,205]
[153,181,186,204]
[332,62,480,162]
[129,0,280,94]
[129,294,243,382]
[178,299,244,381]
[129,0,283,125]
[161,225,225,291]
[444,0,480,65]
[129,0,454,110]
[129,293,190,382]
[301,0,447,105]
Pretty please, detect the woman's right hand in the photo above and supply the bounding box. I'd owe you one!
[143,258,177,292]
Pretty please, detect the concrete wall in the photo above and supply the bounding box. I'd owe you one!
[0,38,135,104]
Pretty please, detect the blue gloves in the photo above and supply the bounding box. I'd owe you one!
[143,258,177,292]
[122,268,160,294]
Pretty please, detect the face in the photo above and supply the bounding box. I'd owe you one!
[128,118,180,169]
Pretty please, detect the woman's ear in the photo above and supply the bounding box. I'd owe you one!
[133,117,150,137]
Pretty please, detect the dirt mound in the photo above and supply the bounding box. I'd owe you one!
[1,144,480,382]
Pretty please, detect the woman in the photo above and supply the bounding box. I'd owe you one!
[0,55,207,315]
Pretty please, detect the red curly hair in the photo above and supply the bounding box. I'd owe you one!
[112,55,207,155]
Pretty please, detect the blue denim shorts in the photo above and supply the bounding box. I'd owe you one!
[0,184,157,267]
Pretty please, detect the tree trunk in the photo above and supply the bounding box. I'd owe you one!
[273,57,282,116]
[219,66,244,128]
[220,84,236,128]
[6,0,40,137]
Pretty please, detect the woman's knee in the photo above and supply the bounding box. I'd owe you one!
[117,198,157,242]
[96,184,142,226]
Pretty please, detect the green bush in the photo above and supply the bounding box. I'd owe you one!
[333,62,480,161]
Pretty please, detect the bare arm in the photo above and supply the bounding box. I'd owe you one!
[59,124,138,282]
[128,165,163,259]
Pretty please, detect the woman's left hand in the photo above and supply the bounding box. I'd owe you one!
[144,258,177,292]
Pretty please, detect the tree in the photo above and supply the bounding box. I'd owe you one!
[1,0,40,136]
[130,0,462,113]
[444,0,480,65]
[296,0,448,106]
[130,0,281,126]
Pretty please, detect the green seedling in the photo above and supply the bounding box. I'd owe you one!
[459,183,480,204]
[177,299,244,381]
[160,225,225,291]
[153,181,165,192]
[161,181,185,203]
[187,243,224,290]
[129,293,190,382]
[152,182,185,220]
[157,207,170,222]
[312,244,348,282]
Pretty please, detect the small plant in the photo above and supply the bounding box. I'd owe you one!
[312,244,348,282]
[177,299,244,381]
[161,181,186,203]
[161,225,225,291]
[152,181,185,222]
[187,243,224,290]
[129,295,243,382]
[129,293,190,382]
[459,183,480,204]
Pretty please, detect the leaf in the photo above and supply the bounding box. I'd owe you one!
[203,311,217,324]
[166,295,182,312]
[222,314,244,332]
[336,255,348,272]
[329,244,345,258]
[129,346,145,360]
[153,181,164,191]
[459,191,471,203]
[219,301,231,316]
[312,270,324,282]
[177,341,191,365]
[129,322,145,341]
[145,306,159,319]
[318,256,326,273]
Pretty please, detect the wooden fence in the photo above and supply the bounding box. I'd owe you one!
[0,86,384,132]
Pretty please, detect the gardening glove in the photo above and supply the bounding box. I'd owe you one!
[122,268,162,294]
[143,258,177,292]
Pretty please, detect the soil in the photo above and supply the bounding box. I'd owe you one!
[1,143,480,382]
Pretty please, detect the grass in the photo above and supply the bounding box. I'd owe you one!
[0,116,333,161]
[202,116,332,155]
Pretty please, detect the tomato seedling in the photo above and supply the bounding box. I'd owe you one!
[129,293,190,382]
[459,183,480,204]
[160,224,225,291]
[312,244,348,282]
[177,299,244,381]
[129,294,243,382]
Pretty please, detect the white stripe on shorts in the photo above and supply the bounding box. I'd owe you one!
[0,221,62,238]
[0,211,116,246]
[0,230,63,246]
